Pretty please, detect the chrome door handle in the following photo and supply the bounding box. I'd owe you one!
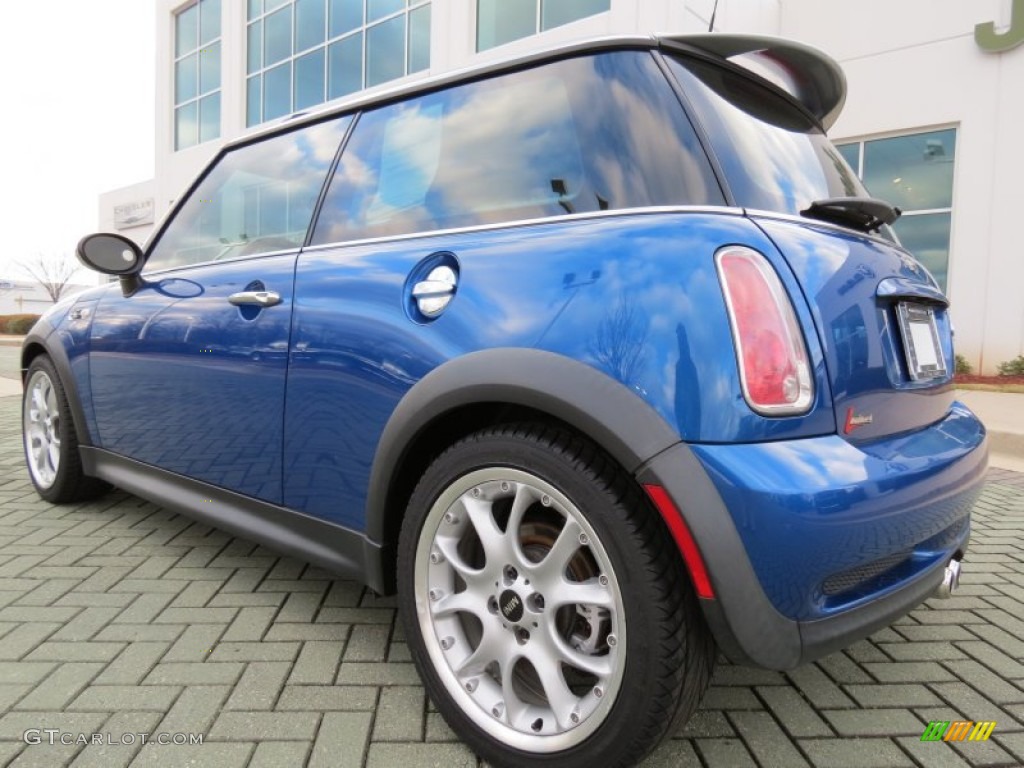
[411,280,455,298]
[412,266,457,317]
[228,290,282,307]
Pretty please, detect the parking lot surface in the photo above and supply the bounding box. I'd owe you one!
[1,392,1023,767]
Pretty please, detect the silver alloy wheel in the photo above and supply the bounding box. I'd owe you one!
[415,467,626,753]
[24,370,61,489]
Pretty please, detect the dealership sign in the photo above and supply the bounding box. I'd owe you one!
[113,198,155,230]
[976,0,1024,52]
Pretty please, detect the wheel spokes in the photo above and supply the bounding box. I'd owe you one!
[461,495,509,566]
[432,589,486,621]
[32,386,47,417]
[534,517,582,586]
[553,632,613,678]
[433,534,489,589]
[452,620,505,677]
[44,381,57,416]
[503,482,534,559]
[24,372,63,489]
[532,649,581,731]
[548,578,614,610]
[419,468,626,748]
[497,651,531,728]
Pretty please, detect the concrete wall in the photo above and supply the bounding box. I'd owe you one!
[781,0,1024,373]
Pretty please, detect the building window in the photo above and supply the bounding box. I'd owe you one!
[477,0,609,51]
[246,0,431,128]
[174,0,222,150]
[838,128,957,291]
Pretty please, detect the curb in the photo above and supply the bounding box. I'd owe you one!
[0,379,22,398]
[990,430,1024,456]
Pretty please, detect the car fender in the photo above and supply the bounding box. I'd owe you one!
[364,347,682,547]
[21,320,95,448]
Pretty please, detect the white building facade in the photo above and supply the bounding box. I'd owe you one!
[100,0,1024,373]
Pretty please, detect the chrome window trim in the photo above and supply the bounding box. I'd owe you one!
[301,205,746,253]
[141,205,743,278]
[141,246,302,279]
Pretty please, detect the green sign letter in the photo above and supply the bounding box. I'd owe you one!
[976,0,1024,52]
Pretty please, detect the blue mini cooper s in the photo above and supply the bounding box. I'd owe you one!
[22,34,987,767]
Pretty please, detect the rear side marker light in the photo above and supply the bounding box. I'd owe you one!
[716,246,813,415]
[643,484,714,599]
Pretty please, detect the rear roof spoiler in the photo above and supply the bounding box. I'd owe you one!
[664,34,847,130]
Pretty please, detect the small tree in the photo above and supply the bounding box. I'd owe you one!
[590,298,649,383]
[19,253,81,303]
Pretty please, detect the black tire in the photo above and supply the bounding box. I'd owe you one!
[22,355,109,504]
[397,422,715,768]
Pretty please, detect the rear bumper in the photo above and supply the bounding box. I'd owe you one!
[638,402,986,669]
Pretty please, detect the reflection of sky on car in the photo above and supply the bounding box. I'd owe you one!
[287,210,791,524]
[729,116,824,211]
[301,209,825,443]
[147,116,351,271]
[666,57,867,216]
[312,52,724,245]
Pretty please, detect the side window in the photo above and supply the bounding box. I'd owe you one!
[310,51,723,245]
[145,116,351,273]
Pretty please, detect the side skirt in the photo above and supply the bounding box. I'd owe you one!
[80,447,389,594]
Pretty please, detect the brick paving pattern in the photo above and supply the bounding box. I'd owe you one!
[0,392,1022,767]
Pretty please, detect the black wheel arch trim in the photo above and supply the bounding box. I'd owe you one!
[364,348,683,550]
[639,442,977,669]
[637,442,803,669]
[21,322,94,448]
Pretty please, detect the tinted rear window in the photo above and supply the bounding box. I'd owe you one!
[666,55,867,216]
[311,51,724,243]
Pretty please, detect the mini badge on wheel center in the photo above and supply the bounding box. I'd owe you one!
[499,590,524,622]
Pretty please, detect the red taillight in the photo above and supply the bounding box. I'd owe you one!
[716,246,813,415]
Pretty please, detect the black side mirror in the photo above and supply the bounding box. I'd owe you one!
[76,233,145,296]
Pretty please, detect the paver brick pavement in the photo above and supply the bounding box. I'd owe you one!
[1,394,1023,766]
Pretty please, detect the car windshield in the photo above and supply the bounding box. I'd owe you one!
[666,54,869,217]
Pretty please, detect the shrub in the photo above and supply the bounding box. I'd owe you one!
[954,354,973,375]
[997,355,1024,377]
[0,314,41,335]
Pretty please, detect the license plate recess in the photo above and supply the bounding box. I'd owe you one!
[896,302,946,381]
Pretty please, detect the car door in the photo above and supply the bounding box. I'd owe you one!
[89,116,351,504]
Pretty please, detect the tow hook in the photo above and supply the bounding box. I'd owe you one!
[935,558,962,599]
